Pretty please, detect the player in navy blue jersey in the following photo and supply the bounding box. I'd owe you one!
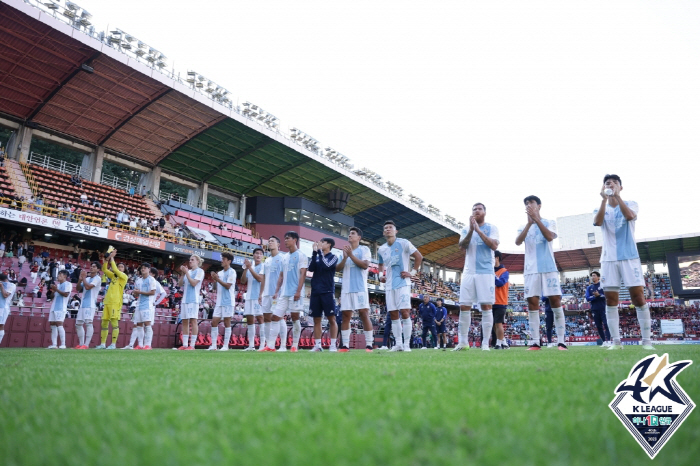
[308,238,339,352]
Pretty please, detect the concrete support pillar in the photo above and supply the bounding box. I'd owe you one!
[92,146,105,183]
[647,262,655,274]
[200,182,208,210]
[187,186,202,207]
[238,195,247,222]
[8,125,33,162]
[227,201,237,218]
[137,166,161,199]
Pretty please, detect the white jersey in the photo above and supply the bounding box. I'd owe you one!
[341,245,371,295]
[50,281,72,314]
[262,253,285,297]
[460,223,499,275]
[154,280,167,306]
[280,250,308,298]
[0,280,16,310]
[594,201,640,262]
[215,268,237,307]
[244,262,264,301]
[80,275,102,309]
[377,238,417,291]
[135,276,157,312]
[518,219,557,275]
[182,268,205,305]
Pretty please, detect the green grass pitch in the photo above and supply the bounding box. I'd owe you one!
[1,346,698,466]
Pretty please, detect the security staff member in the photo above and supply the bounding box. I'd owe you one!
[434,298,448,349]
[493,251,510,349]
[418,294,437,349]
[585,271,611,346]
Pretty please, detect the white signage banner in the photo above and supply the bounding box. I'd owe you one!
[660,319,684,335]
[0,207,108,239]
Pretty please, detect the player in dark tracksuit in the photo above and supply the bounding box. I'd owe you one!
[542,295,554,346]
[434,298,448,349]
[308,238,339,352]
[586,271,610,345]
[418,295,437,348]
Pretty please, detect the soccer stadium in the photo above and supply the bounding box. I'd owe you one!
[0,1,698,465]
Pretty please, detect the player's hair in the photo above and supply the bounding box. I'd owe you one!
[140,262,151,270]
[91,261,100,269]
[150,267,158,276]
[268,235,280,245]
[348,226,363,238]
[494,250,503,261]
[321,238,335,249]
[252,248,264,255]
[436,298,443,303]
[58,270,69,278]
[523,195,541,205]
[383,220,396,228]
[189,254,203,267]
[473,202,486,211]
[590,271,600,277]
[603,174,622,186]
[221,252,234,262]
[284,231,299,242]
[0,273,7,281]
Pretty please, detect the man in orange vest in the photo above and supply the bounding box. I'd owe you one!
[493,251,510,349]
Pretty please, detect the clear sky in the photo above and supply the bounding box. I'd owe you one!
[68,0,700,255]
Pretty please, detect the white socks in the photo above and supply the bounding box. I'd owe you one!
[330,338,336,349]
[57,326,65,347]
[292,320,301,348]
[262,322,270,348]
[391,319,402,347]
[459,311,471,346]
[636,304,652,344]
[144,326,153,347]
[481,310,493,348]
[552,307,566,345]
[181,333,189,348]
[267,321,279,348]
[223,326,231,349]
[402,318,412,346]
[189,333,197,348]
[76,321,85,346]
[210,326,219,347]
[259,323,266,349]
[247,324,256,348]
[136,327,144,347]
[279,321,288,348]
[0,330,4,345]
[528,311,541,345]
[364,329,373,348]
[85,323,93,346]
[315,338,322,347]
[606,306,620,343]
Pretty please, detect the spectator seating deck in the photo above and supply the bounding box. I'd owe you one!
[0,165,16,198]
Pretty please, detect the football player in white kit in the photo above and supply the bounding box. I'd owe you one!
[377,220,423,352]
[208,252,236,351]
[0,273,17,347]
[260,236,285,352]
[178,255,205,350]
[75,262,101,349]
[47,270,72,349]
[594,174,654,350]
[337,227,375,352]
[273,231,308,352]
[515,196,567,351]
[131,263,157,350]
[453,203,499,352]
[240,249,265,351]
[123,267,167,350]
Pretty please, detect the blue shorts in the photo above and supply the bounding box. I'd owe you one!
[436,323,447,333]
[309,293,336,318]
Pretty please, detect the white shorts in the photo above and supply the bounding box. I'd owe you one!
[261,296,277,314]
[524,272,561,299]
[341,291,369,311]
[133,308,154,323]
[601,259,644,290]
[386,287,411,311]
[76,307,96,322]
[213,305,234,319]
[274,296,305,317]
[49,310,67,322]
[180,302,199,320]
[459,274,495,306]
[244,300,262,316]
[0,309,8,325]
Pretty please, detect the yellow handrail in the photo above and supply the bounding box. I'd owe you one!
[19,162,39,197]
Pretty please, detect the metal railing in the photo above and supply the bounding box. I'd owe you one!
[100,173,138,194]
[27,152,91,180]
[157,191,234,217]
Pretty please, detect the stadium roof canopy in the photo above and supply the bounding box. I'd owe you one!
[1,0,697,273]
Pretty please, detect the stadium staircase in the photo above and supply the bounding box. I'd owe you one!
[3,159,32,199]
[144,196,174,235]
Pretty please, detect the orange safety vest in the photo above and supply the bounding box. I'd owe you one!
[495,267,509,306]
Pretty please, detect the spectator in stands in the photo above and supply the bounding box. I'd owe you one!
[129,217,137,232]
[102,215,110,228]
[129,186,135,197]
[13,290,25,308]
[92,197,101,208]
[122,210,130,228]
[585,271,611,346]
[17,253,26,271]
[0,242,5,258]
[27,242,34,262]
[80,192,88,204]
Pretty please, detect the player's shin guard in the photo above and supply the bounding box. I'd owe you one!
[481,310,493,347]
[401,318,412,347]
[51,325,58,346]
[189,333,197,348]
[100,320,109,344]
[391,319,402,347]
[606,306,621,343]
[85,322,93,346]
[136,327,144,347]
[210,326,219,347]
[364,329,374,348]
[636,304,652,344]
[129,328,138,347]
[267,321,279,348]
[223,326,231,349]
[292,320,301,348]
[144,325,153,347]
[258,324,266,349]
[528,311,541,345]
[247,323,256,348]
[552,307,566,345]
[57,326,65,346]
[342,329,351,346]
[262,322,270,347]
[76,321,85,346]
[459,311,471,346]
[279,321,288,348]
[110,318,119,343]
